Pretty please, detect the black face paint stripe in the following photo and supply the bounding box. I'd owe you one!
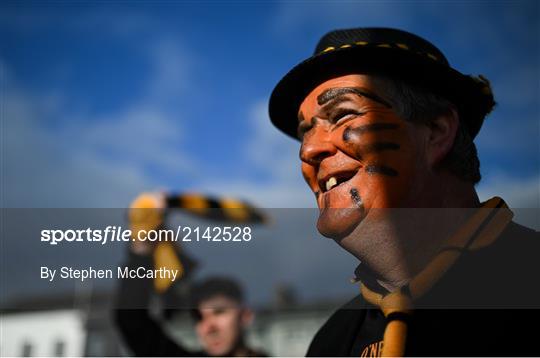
[350,188,362,207]
[360,142,400,153]
[317,87,392,108]
[365,165,399,177]
[343,123,399,141]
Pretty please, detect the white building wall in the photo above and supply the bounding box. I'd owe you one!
[0,310,85,357]
[266,313,329,356]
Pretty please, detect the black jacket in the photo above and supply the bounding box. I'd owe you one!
[114,253,204,356]
[307,222,540,356]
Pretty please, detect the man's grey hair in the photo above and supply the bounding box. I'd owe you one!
[372,76,481,184]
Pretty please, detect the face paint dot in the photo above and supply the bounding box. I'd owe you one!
[350,188,363,207]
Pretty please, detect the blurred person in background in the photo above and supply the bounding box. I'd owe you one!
[115,193,265,357]
[268,27,540,356]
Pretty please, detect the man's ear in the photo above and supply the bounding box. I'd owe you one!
[240,308,254,327]
[426,108,459,168]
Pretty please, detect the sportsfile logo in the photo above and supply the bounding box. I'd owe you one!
[40,225,253,245]
[41,226,134,245]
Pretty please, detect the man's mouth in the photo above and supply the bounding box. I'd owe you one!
[315,168,365,240]
[319,170,357,193]
[206,337,223,348]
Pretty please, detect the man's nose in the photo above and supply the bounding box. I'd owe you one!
[200,317,218,335]
[299,128,336,165]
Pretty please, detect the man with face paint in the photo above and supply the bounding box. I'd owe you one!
[269,28,540,356]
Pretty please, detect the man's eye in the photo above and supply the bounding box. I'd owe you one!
[330,110,364,124]
[213,307,228,315]
[297,121,313,139]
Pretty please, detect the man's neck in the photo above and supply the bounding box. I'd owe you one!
[341,180,480,293]
[229,340,253,357]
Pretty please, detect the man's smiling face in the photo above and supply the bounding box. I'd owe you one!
[298,74,426,239]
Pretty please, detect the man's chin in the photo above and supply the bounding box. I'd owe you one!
[206,346,227,357]
[316,207,364,240]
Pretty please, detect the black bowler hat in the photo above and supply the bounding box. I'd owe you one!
[269,27,495,140]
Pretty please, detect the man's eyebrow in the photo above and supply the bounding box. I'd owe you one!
[316,87,392,108]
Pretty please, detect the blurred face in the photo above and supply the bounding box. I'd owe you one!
[195,295,251,357]
[298,74,426,239]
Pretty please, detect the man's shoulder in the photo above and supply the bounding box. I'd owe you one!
[498,220,539,246]
[480,220,539,272]
[306,295,367,357]
[430,220,540,308]
[458,220,538,270]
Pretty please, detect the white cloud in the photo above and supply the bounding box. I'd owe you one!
[477,173,539,229]
[245,100,302,182]
[3,87,158,207]
[1,36,198,208]
[70,105,196,177]
[191,99,316,208]
[477,173,539,209]
[145,38,196,104]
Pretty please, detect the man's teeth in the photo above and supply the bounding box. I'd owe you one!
[326,177,338,191]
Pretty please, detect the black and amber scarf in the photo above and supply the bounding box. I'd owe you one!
[358,197,513,357]
[129,192,266,293]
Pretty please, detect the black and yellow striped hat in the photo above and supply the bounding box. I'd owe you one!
[269,27,495,140]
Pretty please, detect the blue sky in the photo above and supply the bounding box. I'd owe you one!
[2,0,538,209]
